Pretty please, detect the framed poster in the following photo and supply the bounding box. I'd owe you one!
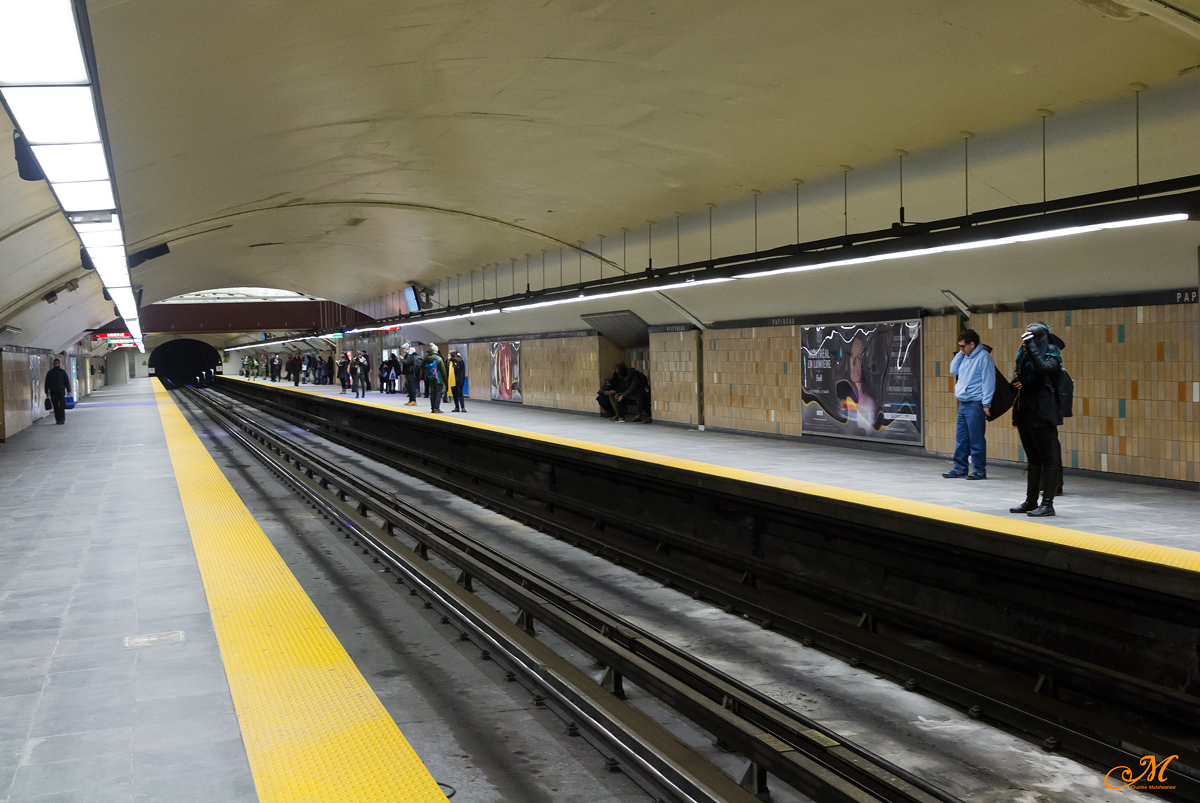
[489,341,522,402]
[799,321,922,444]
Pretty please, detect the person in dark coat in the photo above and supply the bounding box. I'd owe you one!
[1009,322,1064,517]
[597,366,622,419]
[449,350,467,412]
[44,358,71,425]
[402,346,419,405]
[423,345,447,413]
[616,365,652,423]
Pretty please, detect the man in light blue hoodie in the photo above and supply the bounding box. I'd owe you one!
[943,328,994,480]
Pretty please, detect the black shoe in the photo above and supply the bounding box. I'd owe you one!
[942,470,966,479]
[1009,501,1038,514]
[965,472,986,480]
[1027,503,1055,517]
[629,416,643,423]
[641,417,652,424]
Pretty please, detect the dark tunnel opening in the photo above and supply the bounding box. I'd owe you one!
[148,339,222,387]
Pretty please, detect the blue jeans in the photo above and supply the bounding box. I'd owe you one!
[953,400,987,474]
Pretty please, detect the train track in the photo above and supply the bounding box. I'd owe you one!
[199,379,1200,801]
[181,384,971,803]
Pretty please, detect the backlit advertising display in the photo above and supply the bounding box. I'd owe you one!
[799,321,922,444]
[489,341,521,402]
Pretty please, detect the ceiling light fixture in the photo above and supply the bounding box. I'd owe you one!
[731,213,1187,280]
[0,0,142,348]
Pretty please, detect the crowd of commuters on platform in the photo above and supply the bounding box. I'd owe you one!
[943,323,1071,518]
[597,362,651,423]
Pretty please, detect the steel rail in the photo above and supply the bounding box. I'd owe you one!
[204,380,1200,802]
[177,387,758,803]
[186,386,964,803]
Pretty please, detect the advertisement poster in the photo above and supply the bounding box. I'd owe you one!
[490,341,522,402]
[799,321,922,444]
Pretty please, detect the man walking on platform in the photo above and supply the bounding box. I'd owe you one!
[44,358,71,425]
[943,328,994,480]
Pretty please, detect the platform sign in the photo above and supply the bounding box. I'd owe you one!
[799,321,922,444]
[489,341,521,402]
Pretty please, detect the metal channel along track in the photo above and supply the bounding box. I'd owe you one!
[207,379,1200,802]
[183,386,964,803]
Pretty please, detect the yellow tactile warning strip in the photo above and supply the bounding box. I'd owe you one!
[152,380,447,803]
[226,376,1200,574]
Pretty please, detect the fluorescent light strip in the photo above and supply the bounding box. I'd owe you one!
[0,0,88,85]
[1,85,100,143]
[502,276,734,313]
[79,229,123,248]
[30,143,108,182]
[94,262,131,289]
[345,307,502,334]
[731,214,1189,280]
[53,179,114,211]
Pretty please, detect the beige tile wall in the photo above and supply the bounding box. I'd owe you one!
[703,325,805,436]
[466,343,489,399]
[949,304,1198,483]
[922,314,964,457]
[521,336,607,412]
[649,330,701,425]
[659,303,1197,483]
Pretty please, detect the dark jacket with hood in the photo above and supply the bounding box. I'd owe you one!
[1012,325,1063,428]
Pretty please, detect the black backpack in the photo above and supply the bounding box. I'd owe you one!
[1055,366,1074,419]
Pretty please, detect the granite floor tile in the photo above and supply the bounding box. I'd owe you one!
[6,753,133,799]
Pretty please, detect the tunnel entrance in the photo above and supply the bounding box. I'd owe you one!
[148,339,222,387]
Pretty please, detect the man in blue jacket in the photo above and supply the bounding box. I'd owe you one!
[943,329,994,480]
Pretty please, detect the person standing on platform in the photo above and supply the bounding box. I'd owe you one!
[44,358,71,425]
[325,353,335,386]
[943,329,994,480]
[449,350,467,412]
[424,345,446,414]
[402,345,419,406]
[337,353,350,393]
[1009,322,1064,517]
[350,354,366,398]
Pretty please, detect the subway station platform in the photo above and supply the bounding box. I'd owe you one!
[232,377,1200,552]
[0,380,451,803]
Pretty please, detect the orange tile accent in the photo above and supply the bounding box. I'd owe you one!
[1105,324,1112,343]
[1181,382,1188,403]
[1119,436,1126,455]
[1082,397,1089,416]
[1106,417,1114,436]
[1157,341,1165,361]
[1131,380,1139,400]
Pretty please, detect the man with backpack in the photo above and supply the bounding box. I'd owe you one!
[1009,322,1068,518]
[424,344,447,414]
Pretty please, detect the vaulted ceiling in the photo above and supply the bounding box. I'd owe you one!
[4,1,1200,350]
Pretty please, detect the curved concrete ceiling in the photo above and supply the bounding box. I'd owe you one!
[4,1,1200,351]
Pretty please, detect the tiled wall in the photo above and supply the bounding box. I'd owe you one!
[466,343,489,399]
[922,314,965,457]
[646,302,1196,483]
[522,336,608,412]
[649,330,701,425]
[0,349,50,441]
[945,304,1199,483]
[703,325,804,436]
